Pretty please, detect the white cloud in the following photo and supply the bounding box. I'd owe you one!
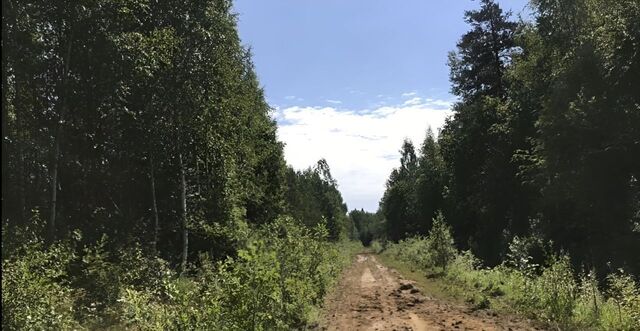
[403,97,422,106]
[276,98,453,211]
[326,99,342,104]
[284,95,296,100]
[401,91,417,97]
[424,98,453,109]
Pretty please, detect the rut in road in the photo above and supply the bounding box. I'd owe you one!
[320,253,542,331]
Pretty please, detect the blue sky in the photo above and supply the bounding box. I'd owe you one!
[234,0,530,212]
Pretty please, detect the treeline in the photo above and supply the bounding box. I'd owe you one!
[1,0,357,329]
[349,209,384,246]
[285,160,356,241]
[376,0,640,276]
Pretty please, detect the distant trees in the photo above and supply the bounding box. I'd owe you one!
[379,0,640,276]
[349,209,384,246]
[285,159,354,241]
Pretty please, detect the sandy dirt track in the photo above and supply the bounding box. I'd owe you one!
[319,254,543,331]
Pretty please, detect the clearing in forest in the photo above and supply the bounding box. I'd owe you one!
[319,253,543,331]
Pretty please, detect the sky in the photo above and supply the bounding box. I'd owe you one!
[234,0,530,212]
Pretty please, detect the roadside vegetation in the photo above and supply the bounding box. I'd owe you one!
[2,217,361,330]
[379,218,639,330]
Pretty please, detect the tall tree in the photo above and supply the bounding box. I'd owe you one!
[416,128,444,233]
[381,139,420,241]
[440,0,520,264]
[448,0,517,100]
[517,0,640,273]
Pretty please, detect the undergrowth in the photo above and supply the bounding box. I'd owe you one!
[2,217,361,330]
[383,220,640,330]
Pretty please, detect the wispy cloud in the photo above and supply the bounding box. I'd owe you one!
[326,99,342,104]
[423,98,453,109]
[401,91,417,97]
[403,97,422,106]
[284,95,304,102]
[275,98,453,211]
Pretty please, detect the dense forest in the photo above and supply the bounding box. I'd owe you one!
[365,0,640,328]
[2,0,639,330]
[371,0,640,275]
[1,0,357,329]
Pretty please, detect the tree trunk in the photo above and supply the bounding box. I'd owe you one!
[2,0,10,231]
[13,71,27,224]
[149,156,160,255]
[48,137,59,243]
[48,35,73,244]
[179,152,188,274]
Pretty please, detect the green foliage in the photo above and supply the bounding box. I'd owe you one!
[380,139,421,241]
[76,236,175,325]
[2,240,79,330]
[385,235,640,330]
[117,218,360,330]
[504,234,552,274]
[379,0,640,276]
[2,218,360,330]
[285,160,353,241]
[535,256,578,327]
[426,212,457,271]
[2,0,289,269]
[349,209,384,246]
[370,240,384,254]
[602,271,640,330]
[386,213,457,273]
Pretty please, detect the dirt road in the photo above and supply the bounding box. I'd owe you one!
[319,254,541,331]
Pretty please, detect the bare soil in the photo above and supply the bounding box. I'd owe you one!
[318,253,543,331]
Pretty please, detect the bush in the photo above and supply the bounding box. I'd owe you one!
[116,217,360,330]
[2,240,79,330]
[370,240,384,254]
[534,255,578,327]
[385,212,457,273]
[426,212,457,271]
[601,270,640,330]
[2,216,360,330]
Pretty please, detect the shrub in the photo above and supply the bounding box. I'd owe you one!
[426,212,457,272]
[534,255,578,328]
[2,240,80,330]
[116,217,360,330]
[601,270,640,330]
[370,240,384,254]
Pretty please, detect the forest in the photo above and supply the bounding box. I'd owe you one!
[2,0,639,330]
[360,0,640,329]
